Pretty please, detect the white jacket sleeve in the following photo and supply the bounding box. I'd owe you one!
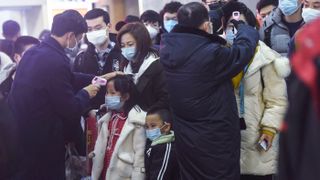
[260,62,288,131]
[131,124,146,180]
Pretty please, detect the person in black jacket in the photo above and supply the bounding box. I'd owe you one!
[160,2,259,180]
[145,109,179,180]
[7,10,105,179]
[117,22,169,112]
[74,9,123,109]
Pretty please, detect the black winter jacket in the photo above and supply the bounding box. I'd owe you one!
[160,24,259,180]
[145,140,179,180]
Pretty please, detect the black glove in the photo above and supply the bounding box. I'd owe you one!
[230,19,245,29]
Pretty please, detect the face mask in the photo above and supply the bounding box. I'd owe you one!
[66,34,78,53]
[105,96,124,110]
[121,47,136,61]
[226,29,236,45]
[164,20,178,32]
[279,0,301,16]
[146,127,162,141]
[86,29,109,46]
[302,8,320,23]
[146,25,159,39]
[208,22,213,34]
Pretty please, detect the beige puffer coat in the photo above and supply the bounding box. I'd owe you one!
[235,41,289,175]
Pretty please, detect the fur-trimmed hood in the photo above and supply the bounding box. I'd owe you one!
[246,41,291,78]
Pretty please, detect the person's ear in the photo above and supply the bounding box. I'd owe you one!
[121,93,130,102]
[161,122,171,134]
[13,53,21,64]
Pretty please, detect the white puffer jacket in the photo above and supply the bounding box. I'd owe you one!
[91,106,146,180]
[235,41,289,175]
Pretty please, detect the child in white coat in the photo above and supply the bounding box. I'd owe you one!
[91,75,146,180]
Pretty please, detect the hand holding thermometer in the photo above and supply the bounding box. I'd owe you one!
[92,76,107,86]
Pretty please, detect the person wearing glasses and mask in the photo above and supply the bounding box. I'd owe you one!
[74,9,123,109]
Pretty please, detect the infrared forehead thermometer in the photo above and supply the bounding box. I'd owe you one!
[92,76,107,86]
[232,11,240,21]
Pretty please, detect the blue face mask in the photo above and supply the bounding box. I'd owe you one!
[121,47,136,61]
[164,20,178,32]
[279,0,301,16]
[225,29,236,45]
[146,128,162,141]
[105,96,124,110]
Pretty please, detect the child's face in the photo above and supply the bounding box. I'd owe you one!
[145,114,170,134]
[106,80,128,101]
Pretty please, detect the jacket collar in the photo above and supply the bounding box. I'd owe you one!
[171,24,227,45]
[42,36,68,58]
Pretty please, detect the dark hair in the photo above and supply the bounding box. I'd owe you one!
[115,15,140,32]
[178,2,209,28]
[256,0,278,13]
[223,2,257,29]
[147,109,172,124]
[2,20,20,39]
[84,9,110,25]
[140,10,161,24]
[107,75,137,115]
[51,10,88,37]
[14,36,39,55]
[161,1,183,15]
[117,22,158,73]
[39,29,51,41]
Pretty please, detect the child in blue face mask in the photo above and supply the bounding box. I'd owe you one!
[144,109,180,180]
[91,74,146,180]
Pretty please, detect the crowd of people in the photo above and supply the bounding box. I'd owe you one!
[1,0,320,180]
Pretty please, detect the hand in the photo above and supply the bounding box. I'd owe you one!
[230,19,245,29]
[258,133,274,151]
[83,84,100,99]
[100,71,125,80]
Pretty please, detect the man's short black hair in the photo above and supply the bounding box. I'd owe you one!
[256,0,278,12]
[84,9,110,25]
[140,10,161,24]
[147,109,172,124]
[51,10,88,37]
[2,20,20,38]
[162,1,183,14]
[14,36,40,55]
[178,2,209,28]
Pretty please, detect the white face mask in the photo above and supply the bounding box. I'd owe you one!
[66,34,78,54]
[86,29,109,46]
[302,8,320,23]
[146,25,159,40]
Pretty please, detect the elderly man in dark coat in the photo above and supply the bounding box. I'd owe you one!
[160,2,259,180]
[7,10,117,179]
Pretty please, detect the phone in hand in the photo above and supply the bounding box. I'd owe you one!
[232,11,240,21]
[92,76,107,86]
[258,139,268,151]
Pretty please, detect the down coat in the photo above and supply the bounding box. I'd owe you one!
[235,41,289,175]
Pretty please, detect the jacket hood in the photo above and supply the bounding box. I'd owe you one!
[0,52,15,84]
[246,41,291,78]
[160,25,226,69]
